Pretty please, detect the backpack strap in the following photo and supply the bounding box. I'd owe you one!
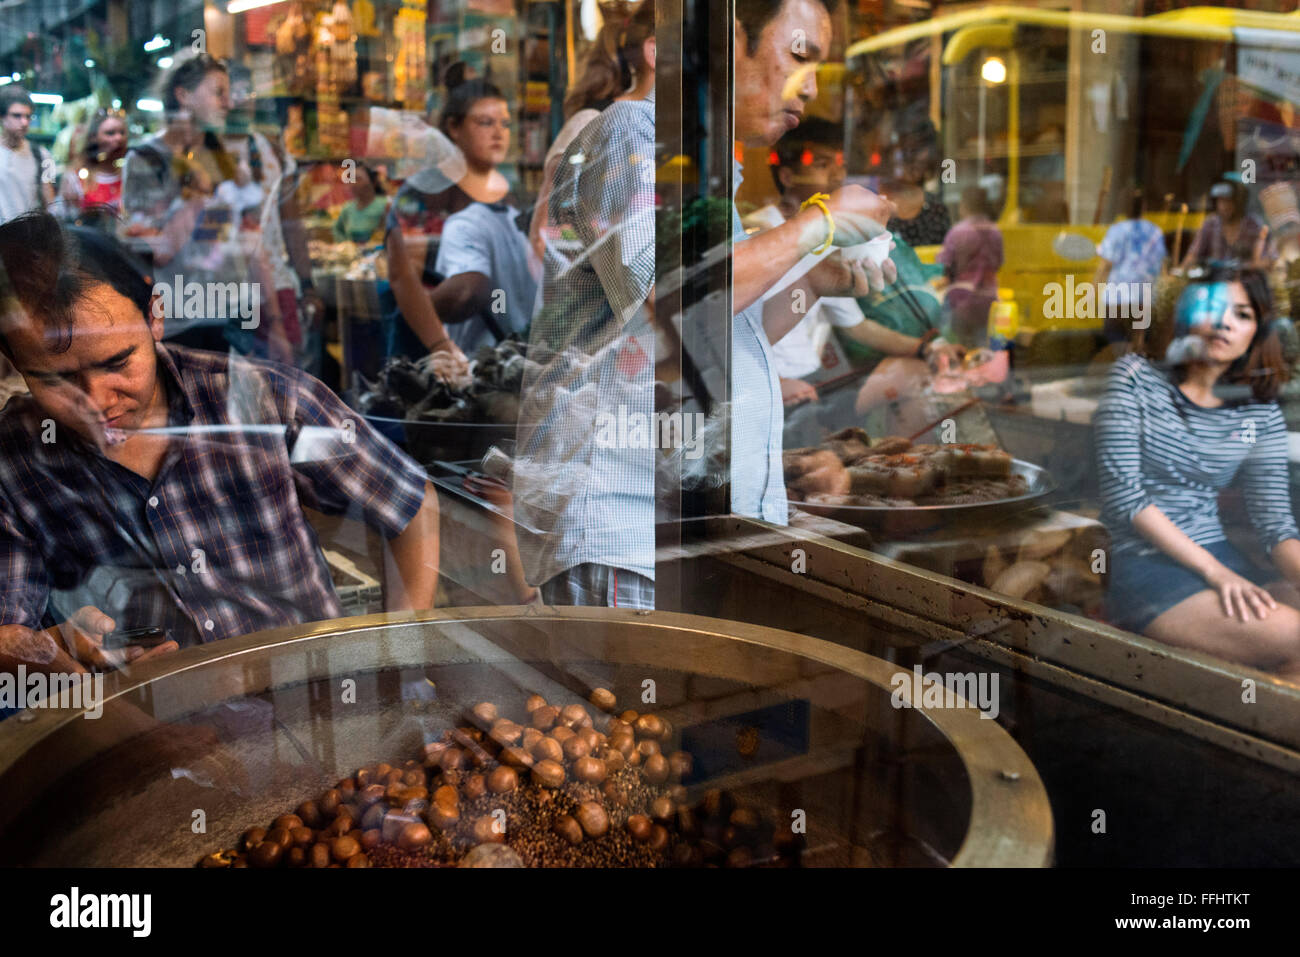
[130,141,172,185]
[31,143,48,201]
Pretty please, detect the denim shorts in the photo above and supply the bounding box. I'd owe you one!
[1106,540,1273,634]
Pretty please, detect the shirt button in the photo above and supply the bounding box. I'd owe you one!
[176,564,186,575]
[204,619,214,631]
[148,496,159,508]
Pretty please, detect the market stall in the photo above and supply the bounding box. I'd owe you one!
[0,608,1052,868]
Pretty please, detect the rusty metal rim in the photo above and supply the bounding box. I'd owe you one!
[0,606,1053,868]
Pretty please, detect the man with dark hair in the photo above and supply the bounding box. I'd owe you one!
[515,0,889,608]
[765,117,843,204]
[0,213,440,676]
[0,86,52,225]
[729,0,897,520]
[748,124,959,443]
[735,0,840,57]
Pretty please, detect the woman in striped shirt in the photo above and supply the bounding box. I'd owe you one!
[1095,267,1300,680]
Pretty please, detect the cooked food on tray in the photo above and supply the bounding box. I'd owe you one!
[785,427,1026,508]
[357,338,527,426]
[782,448,851,498]
[847,454,943,499]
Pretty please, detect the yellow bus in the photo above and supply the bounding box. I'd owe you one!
[844,5,1300,338]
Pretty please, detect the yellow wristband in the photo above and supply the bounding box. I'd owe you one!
[800,192,834,254]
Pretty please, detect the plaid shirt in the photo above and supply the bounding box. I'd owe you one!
[0,345,427,645]
[515,95,658,586]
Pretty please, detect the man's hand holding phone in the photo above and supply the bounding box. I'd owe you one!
[56,607,179,671]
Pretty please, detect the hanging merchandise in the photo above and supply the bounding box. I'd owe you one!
[317,97,351,156]
[331,1,359,88]
[274,11,297,54]
[284,103,306,156]
[354,0,380,38]
[314,17,351,155]
[271,2,314,96]
[314,7,357,97]
[392,0,428,109]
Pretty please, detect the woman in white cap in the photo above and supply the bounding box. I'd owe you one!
[1182,179,1276,270]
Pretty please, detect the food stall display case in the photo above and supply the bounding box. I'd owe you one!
[655,516,1300,866]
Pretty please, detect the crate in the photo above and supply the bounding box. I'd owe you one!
[324,549,383,616]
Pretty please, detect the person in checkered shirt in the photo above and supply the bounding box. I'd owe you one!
[0,213,439,678]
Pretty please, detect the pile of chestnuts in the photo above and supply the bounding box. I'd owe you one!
[201,687,698,868]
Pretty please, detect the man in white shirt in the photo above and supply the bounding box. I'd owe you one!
[0,87,52,225]
[743,120,960,445]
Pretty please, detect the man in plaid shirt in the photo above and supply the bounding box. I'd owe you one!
[0,214,439,676]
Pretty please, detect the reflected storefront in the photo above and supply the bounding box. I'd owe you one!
[0,0,1297,876]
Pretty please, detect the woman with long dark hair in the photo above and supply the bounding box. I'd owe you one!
[1095,266,1300,679]
[529,0,656,261]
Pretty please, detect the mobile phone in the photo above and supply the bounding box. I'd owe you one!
[101,627,170,651]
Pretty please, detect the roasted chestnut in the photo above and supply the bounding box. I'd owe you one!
[576,802,609,838]
[398,822,433,850]
[530,705,559,731]
[532,759,565,789]
[487,766,518,794]
[330,835,360,862]
[553,815,583,845]
[643,753,670,785]
[626,814,653,842]
[530,736,563,765]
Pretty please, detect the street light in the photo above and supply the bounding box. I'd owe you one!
[977,56,1007,174]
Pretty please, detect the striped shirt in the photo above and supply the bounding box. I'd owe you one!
[515,96,658,585]
[1095,353,1299,557]
[0,345,428,644]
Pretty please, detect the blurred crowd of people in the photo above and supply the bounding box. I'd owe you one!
[0,0,1299,688]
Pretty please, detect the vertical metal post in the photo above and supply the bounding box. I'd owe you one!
[655,0,736,608]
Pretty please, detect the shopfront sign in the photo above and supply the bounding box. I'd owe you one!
[1236,27,1300,105]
